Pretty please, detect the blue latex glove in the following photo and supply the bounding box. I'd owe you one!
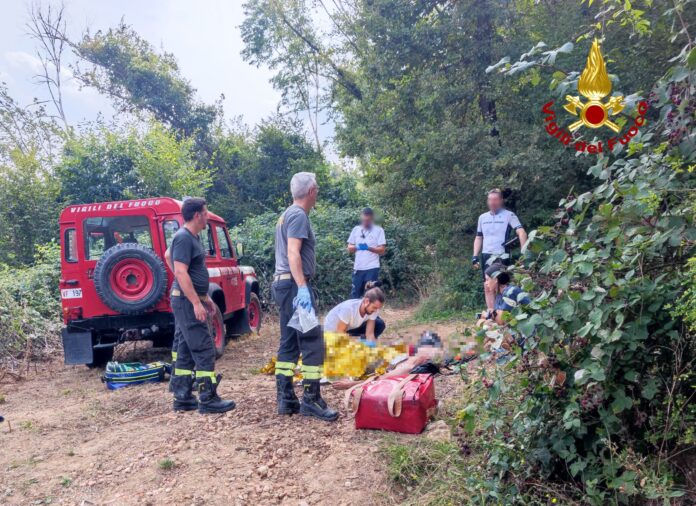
[293,285,312,310]
[359,338,377,348]
[471,255,479,266]
[358,243,369,251]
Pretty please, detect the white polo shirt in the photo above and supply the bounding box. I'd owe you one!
[324,298,380,332]
[347,225,386,271]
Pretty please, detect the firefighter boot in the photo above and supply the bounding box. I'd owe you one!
[276,375,300,415]
[197,375,236,414]
[300,380,339,422]
[171,374,198,412]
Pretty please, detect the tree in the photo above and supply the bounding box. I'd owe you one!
[241,0,362,152]
[0,83,62,167]
[74,22,218,141]
[242,0,686,302]
[57,122,212,204]
[27,2,70,132]
[0,82,63,265]
[207,117,339,225]
[0,150,61,265]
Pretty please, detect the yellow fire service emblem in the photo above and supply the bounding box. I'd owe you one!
[563,39,624,133]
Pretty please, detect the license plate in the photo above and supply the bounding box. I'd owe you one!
[61,288,83,299]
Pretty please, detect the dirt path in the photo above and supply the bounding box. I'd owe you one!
[0,307,467,506]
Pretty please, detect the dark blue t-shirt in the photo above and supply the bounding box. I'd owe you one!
[171,227,209,295]
[494,285,530,311]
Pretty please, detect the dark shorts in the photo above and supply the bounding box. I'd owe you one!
[346,317,386,339]
[480,253,510,282]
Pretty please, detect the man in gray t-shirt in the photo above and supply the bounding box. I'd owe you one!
[275,204,316,278]
[272,172,338,422]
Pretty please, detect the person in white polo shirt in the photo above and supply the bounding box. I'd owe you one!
[347,207,386,299]
[472,189,528,317]
[323,283,386,345]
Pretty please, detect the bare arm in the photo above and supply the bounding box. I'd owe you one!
[494,311,507,326]
[173,261,207,322]
[365,319,376,340]
[287,237,307,287]
[473,236,483,256]
[332,355,424,390]
[369,245,386,255]
[335,319,349,333]
[347,243,357,254]
[164,248,173,272]
[517,228,528,249]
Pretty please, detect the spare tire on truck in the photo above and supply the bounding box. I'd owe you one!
[94,243,167,315]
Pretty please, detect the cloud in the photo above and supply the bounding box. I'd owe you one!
[4,50,44,74]
[4,49,91,96]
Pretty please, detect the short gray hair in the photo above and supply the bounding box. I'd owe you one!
[290,172,317,200]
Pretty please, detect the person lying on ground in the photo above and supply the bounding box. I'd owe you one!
[477,263,531,353]
[330,338,445,390]
[477,263,530,327]
[323,282,386,345]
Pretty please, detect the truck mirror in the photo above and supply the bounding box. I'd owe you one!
[235,242,244,258]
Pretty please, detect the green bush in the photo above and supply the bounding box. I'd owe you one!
[457,123,696,504]
[414,257,486,320]
[231,204,432,309]
[0,242,62,368]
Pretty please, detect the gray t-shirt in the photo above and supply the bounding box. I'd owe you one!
[274,204,316,278]
[171,227,209,295]
[476,208,523,254]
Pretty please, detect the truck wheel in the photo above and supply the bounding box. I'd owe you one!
[94,243,167,315]
[87,346,114,369]
[208,304,226,358]
[247,292,262,334]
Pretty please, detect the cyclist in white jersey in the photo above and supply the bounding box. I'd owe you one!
[472,189,528,316]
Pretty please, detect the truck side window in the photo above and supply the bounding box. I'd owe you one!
[216,226,233,258]
[65,228,77,262]
[199,224,216,256]
[163,220,180,248]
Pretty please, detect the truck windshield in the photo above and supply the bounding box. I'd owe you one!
[83,215,153,260]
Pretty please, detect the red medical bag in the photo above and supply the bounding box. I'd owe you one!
[345,374,437,434]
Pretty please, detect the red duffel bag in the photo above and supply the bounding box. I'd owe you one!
[345,373,437,434]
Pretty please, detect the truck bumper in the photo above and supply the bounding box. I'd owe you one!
[62,313,175,364]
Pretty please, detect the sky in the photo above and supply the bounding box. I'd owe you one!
[0,0,285,130]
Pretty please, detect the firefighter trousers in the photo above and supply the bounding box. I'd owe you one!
[171,295,216,381]
[272,279,324,380]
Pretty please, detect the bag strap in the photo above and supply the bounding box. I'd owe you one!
[387,373,419,418]
[344,376,379,413]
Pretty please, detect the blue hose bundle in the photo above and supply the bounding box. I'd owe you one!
[102,361,171,390]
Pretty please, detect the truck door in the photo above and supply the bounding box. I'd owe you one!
[213,223,244,313]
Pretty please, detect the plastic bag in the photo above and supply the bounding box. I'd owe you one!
[287,306,320,333]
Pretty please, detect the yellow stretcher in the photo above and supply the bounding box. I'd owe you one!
[260,332,408,381]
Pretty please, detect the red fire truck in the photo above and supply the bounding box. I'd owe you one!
[59,198,261,367]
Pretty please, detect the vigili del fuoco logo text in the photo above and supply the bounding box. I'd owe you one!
[542,38,648,154]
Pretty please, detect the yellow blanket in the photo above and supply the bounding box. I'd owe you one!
[260,332,407,380]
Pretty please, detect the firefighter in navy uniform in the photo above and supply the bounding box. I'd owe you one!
[273,172,338,422]
[168,197,236,414]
